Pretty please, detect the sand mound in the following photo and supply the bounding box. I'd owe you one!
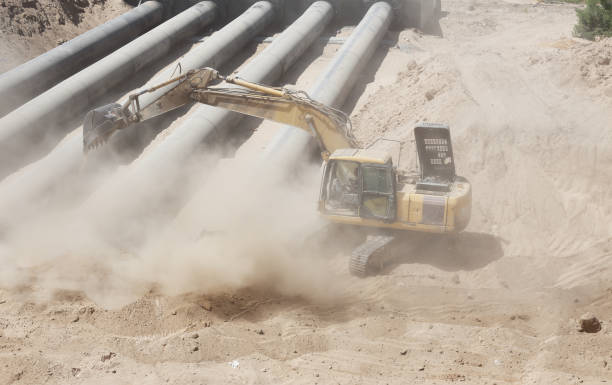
[0,0,131,72]
[572,37,612,96]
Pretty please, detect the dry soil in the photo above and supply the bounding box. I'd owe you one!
[0,0,611,384]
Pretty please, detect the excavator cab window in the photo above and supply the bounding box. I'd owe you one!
[323,160,361,216]
[323,160,360,216]
[321,160,396,222]
[360,163,396,222]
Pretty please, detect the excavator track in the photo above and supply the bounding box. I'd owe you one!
[349,235,395,277]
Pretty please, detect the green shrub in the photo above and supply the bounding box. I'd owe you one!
[574,0,612,40]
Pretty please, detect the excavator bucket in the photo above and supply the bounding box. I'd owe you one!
[83,103,128,153]
[82,68,222,153]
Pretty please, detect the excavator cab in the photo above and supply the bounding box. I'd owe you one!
[319,149,397,223]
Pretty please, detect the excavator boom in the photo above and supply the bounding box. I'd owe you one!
[82,68,356,157]
[191,88,355,158]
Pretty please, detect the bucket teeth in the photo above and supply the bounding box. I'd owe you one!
[84,136,108,153]
[82,102,123,153]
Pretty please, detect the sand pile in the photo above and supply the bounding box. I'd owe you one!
[352,33,612,259]
[572,37,612,96]
[0,0,131,72]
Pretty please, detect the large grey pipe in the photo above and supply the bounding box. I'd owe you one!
[79,1,335,245]
[134,1,335,170]
[170,2,393,240]
[119,1,275,118]
[0,1,217,180]
[0,1,164,118]
[263,1,393,165]
[0,1,275,226]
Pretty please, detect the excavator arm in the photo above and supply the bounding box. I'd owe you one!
[83,68,357,158]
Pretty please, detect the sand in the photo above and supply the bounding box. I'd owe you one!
[1,0,611,384]
[0,0,131,72]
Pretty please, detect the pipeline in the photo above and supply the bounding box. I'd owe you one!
[0,1,218,180]
[0,1,275,226]
[79,1,335,246]
[170,2,393,238]
[105,0,277,154]
[133,1,335,169]
[0,1,165,119]
[118,1,275,124]
[262,1,393,165]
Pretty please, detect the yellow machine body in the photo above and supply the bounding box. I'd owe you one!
[319,143,471,234]
[322,173,472,233]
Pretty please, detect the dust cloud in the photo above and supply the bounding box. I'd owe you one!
[0,138,344,309]
[2,1,612,383]
[139,157,341,301]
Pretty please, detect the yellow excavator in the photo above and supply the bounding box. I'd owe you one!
[83,68,471,276]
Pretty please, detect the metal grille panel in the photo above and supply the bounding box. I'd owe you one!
[422,195,446,225]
